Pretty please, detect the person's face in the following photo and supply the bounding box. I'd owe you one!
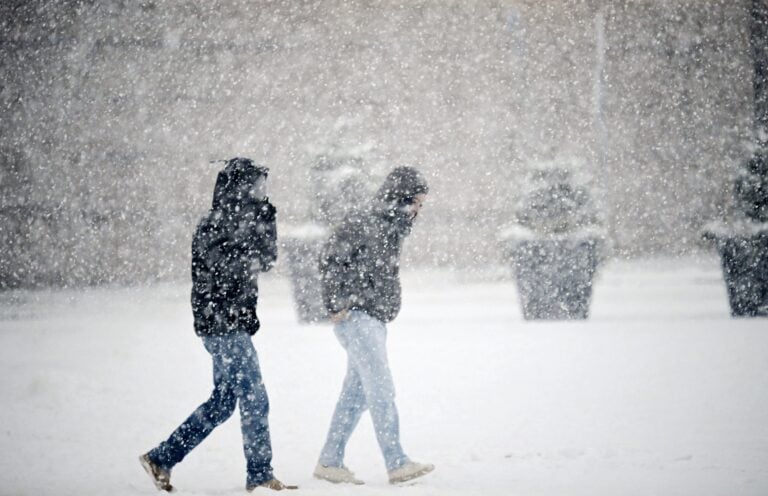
[248,175,267,201]
[236,175,267,201]
[407,193,427,219]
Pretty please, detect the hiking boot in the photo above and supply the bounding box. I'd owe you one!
[313,463,365,485]
[388,461,435,484]
[139,453,174,492]
[246,478,298,491]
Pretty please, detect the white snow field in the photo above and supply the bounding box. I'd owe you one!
[0,255,766,496]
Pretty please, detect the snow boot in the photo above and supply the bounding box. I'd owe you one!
[388,461,435,484]
[246,478,298,491]
[313,463,365,485]
[139,453,173,492]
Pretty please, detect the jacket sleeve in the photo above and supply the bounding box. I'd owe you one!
[191,224,212,325]
[241,201,278,273]
[221,203,275,333]
[258,201,278,272]
[191,221,232,333]
[319,220,363,315]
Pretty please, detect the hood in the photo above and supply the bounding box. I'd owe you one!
[372,166,429,235]
[211,157,269,211]
[373,166,429,205]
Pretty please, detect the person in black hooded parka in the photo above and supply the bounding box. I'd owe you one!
[314,166,435,485]
[140,158,296,493]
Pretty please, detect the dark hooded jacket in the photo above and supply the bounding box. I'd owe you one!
[319,166,428,323]
[191,158,277,337]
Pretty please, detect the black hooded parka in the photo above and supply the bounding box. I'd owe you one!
[191,158,278,337]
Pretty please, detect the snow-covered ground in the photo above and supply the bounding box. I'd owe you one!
[1,255,766,496]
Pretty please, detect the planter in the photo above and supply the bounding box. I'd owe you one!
[508,238,601,320]
[282,224,329,323]
[502,160,604,319]
[715,232,768,317]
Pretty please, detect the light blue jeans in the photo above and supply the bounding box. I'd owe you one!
[318,311,409,471]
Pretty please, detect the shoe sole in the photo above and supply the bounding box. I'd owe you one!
[313,473,365,485]
[389,465,434,484]
[139,455,174,492]
[248,482,299,491]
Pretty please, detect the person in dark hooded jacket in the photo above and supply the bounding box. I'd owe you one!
[313,166,435,485]
[140,158,296,493]
[190,159,277,337]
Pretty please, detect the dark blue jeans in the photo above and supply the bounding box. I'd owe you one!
[148,332,273,487]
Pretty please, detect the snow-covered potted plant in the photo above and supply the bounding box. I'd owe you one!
[701,1,768,317]
[499,159,605,320]
[282,153,371,323]
[702,148,768,317]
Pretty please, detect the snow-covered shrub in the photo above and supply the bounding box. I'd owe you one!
[500,157,603,241]
[309,153,371,228]
[516,168,599,235]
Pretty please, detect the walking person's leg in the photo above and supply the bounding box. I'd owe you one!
[341,312,408,472]
[315,311,432,485]
[336,311,434,483]
[229,333,275,488]
[314,316,369,484]
[141,335,238,490]
[318,360,367,467]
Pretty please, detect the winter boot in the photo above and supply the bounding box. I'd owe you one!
[139,453,174,492]
[388,461,435,484]
[246,478,298,491]
[313,463,365,485]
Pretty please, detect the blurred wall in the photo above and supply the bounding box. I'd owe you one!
[0,0,755,287]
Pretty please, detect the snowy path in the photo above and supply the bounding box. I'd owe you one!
[0,256,766,496]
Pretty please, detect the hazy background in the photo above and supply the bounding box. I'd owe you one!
[0,0,757,288]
